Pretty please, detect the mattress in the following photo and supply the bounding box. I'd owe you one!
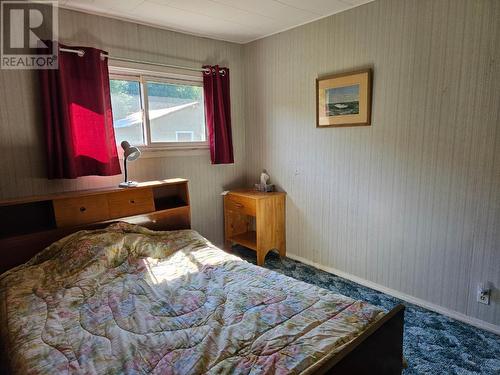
[0,222,384,374]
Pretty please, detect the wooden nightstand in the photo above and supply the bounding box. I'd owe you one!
[224,189,286,265]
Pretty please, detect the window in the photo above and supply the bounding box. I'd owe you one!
[109,69,207,149]
[110,78,144,145]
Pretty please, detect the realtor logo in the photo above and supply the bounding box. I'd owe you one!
[1,1,58,69]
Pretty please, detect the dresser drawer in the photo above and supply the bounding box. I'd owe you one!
[107,188,155,219]
[224,194,256,216]
[53,195,110,227]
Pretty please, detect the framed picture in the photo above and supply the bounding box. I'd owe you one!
[316,69,372,127]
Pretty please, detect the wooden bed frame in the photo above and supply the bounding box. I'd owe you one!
[0,182,405,374]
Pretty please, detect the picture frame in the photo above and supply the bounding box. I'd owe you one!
[316,68,372,127]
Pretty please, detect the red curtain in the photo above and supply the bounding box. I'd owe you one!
[202,65,234,164]
[39,43,121,179]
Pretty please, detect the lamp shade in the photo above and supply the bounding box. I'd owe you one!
[120,141,141,161]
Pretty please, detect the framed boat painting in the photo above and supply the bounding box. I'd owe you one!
[316,69,372,127]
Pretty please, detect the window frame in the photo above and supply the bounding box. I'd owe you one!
[109,66,209,151]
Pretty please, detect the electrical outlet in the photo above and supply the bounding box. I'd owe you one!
[477,283,491,305]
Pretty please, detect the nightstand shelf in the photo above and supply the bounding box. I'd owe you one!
[229,230,257,250]
[224,189,286,265]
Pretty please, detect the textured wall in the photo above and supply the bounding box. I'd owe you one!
[0,8,245,244]
[243,0,500,327]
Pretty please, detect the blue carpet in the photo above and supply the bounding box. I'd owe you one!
[231,246,500,374]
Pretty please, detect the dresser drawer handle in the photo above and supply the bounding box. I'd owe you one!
[130,199,135,204]
[234,202,243,208]
[79,206,86,212]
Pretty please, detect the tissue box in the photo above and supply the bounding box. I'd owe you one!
[254,183,275,192]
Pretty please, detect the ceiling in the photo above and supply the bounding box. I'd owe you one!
[59,0,374,44]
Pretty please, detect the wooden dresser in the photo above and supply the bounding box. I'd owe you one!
[224,189,286,265]
[0,179,190,273]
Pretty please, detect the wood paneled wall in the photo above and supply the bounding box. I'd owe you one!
[243,0,500,328]
[0,8,245,244]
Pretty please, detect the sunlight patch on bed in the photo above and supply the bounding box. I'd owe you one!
[143,250,201,284]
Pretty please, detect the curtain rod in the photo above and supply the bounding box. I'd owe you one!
[59,47,224,74]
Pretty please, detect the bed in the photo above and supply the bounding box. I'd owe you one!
[0,222,404,374]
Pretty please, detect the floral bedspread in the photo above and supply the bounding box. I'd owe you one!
[0,223,384,374]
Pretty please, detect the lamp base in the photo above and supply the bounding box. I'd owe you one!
[119,181,139,188]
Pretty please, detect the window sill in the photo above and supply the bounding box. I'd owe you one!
[136,145,209,158]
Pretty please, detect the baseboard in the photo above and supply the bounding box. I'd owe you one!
[286,253,500,336]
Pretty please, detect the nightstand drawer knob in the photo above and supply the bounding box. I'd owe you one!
[79,206,86,212]
[130,200,135,204]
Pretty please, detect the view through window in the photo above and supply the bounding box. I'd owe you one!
[110,72,206,148]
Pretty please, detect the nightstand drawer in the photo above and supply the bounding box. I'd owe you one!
[107,188,155,219]
[224,194,256,216]
[53,195,110,227]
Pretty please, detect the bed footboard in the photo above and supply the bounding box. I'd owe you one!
[311,304,405,375]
